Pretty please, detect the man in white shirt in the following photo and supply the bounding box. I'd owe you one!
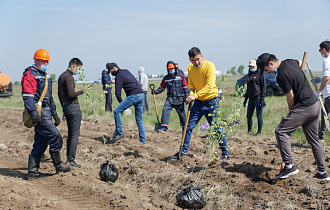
[318,41,330,140]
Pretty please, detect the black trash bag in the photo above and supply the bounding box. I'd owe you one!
[99,161,119,183]
[176,185,206,209]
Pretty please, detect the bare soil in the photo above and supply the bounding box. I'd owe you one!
[0,107,330,209]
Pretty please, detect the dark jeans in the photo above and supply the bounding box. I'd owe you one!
[143,91,149,112]
[160,99,186,131]
[318,97,330,138]
[246,97,263,133]
[63,103,82,162]
[31,107,62,157]
[182,97,229,155]
[104,87,113,112]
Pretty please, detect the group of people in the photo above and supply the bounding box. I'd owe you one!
[22,42,330,181]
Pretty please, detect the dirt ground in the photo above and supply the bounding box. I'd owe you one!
[1,107,330,209]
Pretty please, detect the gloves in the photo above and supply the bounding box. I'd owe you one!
[260,99,266,108]
[243,99,247,108]
[53,114,61,126]
[315,92,321,99]
[31,114,41,124]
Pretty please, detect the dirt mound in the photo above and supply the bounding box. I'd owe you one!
[0,107,330,209]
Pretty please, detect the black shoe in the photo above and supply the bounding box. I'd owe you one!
[275,165,299,179]
[50,152,72,173]
[66,160,81,168]
[319,135,325,142]
[112,132,124,141]
[169,152,192,160]
[314,172,330,180]
[219,155,230,162]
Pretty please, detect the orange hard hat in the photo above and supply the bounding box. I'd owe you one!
[33,49,51,61]
[167,63,175,69]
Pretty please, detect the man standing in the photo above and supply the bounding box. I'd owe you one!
[102,64,115,112]
[107,63,146,143]
[138,66,150,114]
[318,41,330,140]
[152,61,188,132]
[259,53,329,180]
[171,47,229,160]
[174,62,185,77]
[58,58,87,168]
[22,49,71,180]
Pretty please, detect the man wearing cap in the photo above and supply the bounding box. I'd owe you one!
[259,53,329,180]
[317,41,330,140]
[171,47,229,160]
[22,49,71,180]
[243,59,266,135]
[152,61,189,132]
[107,63,146,143]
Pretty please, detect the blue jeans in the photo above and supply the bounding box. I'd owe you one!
[182,97,229,155]
[246,97,263,133]
[63,103,82,162]
[31,107,63,157]
[113,93,145,143]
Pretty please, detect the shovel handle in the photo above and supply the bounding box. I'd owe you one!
[301,51,307,71]
[178,102,193,160]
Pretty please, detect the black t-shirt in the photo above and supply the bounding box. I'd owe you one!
[277,59,317,107]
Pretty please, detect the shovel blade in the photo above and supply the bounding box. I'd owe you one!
[154,123,161,131]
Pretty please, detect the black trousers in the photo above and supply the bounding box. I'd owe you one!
[63,103,82,162]
[105,87,113,112]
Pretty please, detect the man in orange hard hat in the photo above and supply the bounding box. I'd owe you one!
[22,49,71,180]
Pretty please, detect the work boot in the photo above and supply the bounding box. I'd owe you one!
[50,152,72,173]
[27,154,41,180]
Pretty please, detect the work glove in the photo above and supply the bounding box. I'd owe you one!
[243,99,247,108]
[260,99,266,108]
[53,114,61,126]
[31,114,41,124]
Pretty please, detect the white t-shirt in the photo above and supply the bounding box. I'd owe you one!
[322,55,330,98]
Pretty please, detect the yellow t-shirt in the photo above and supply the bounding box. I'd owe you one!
[188,60,218,101]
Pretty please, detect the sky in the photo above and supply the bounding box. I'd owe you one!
[0,0,330,83]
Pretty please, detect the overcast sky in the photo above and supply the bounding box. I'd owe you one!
[1,0,330,82]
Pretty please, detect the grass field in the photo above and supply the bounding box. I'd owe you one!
[2,71,328,144]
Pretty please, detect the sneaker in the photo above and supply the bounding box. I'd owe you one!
[219,155,230,162]
[275,165,299,179]
[254,132,261,136]
[112,132,124,141]
[314,172,330,181]
[247,131,252,135]
[66,160,81,168]
[319,135,325,142]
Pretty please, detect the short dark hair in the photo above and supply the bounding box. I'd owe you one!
[188,47,201,58]
[265,54,278,66]
[68,58,83,68]
[320,41,330,52]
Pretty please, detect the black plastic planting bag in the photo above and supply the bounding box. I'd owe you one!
[99,161,119,183]
[176,185,206,209]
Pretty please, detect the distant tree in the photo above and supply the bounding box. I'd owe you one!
[237,65,245,75]
[159,74,164,78]
[14,81,20,85]
[50,74,57,82]
[229,66,237,75]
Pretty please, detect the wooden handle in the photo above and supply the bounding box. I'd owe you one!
[301,51,307,71]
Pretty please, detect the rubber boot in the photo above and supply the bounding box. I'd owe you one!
[50,152,72,173]
[27,154,41,180]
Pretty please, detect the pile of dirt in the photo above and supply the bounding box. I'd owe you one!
[0,107,330,209]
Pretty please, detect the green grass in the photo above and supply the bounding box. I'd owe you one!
[2,72,329,144]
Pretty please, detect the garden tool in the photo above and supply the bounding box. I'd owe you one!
[177,102,193,160]
[149,84,161,131]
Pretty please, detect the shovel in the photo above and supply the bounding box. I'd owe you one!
[306,62,330,132]
[149,84,161,131]
[177,102,193,160]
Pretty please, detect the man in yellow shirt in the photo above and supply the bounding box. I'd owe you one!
[177,47,229,160]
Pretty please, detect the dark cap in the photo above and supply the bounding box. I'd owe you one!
[256,53,270,71]
[106,62,119,74]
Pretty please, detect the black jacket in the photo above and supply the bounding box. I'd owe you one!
[244,69,266,101]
